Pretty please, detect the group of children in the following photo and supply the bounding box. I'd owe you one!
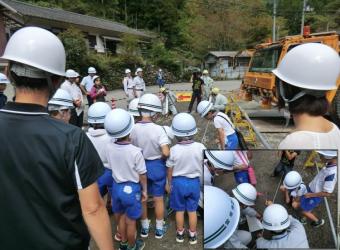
[203,149,337,249]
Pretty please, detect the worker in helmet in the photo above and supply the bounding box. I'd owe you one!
[0,73,10,109]
[274,43,340,151]
[0,27,113,250]
[159,87,178,116]
[133,68,146,97]
[209,87,228,112]
[48,88,74,123]
[201,69,214,100]
[80,66,97,106]
[123,68,136,103]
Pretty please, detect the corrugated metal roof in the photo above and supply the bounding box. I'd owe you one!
[0,0,152,38]
[208,51,238,58]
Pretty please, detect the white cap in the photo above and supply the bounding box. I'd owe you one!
[138,93,162,113]
[88,102,111,124]
[197,100,213,117]
[204,185,240,248]
[1,27,66,76]
[0,73,10,84]
[65,69,79,78]
[171,113,197,137]
[104,108,134,139]
[204,150,234,170]
[48,88,74,110]
[283,171,302,190]
[232,183,257,206]
[272,43,340,91]
[128,98,140,116]
[262,204,290,231]
[88,67,97,74]
[92,75,100,83]
[125,69,131,74]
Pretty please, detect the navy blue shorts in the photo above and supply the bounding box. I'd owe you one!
[111,180,142,220]
[170,176,200,212]
[300,187,323,212]
[97,168,113,196]
[226,132,239,150]
[234,170,250,184]
[146,159,167,197]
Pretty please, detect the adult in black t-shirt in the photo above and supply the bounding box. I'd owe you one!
[272,150,300,177]
[188,71,204,113]
[0,27,114,250]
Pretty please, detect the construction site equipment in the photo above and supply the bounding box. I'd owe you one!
[304,150,325,169]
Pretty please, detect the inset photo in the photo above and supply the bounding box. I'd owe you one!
[203,149,338,249]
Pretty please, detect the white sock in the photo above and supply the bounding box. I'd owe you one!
[141,219,149,229]
[189,230,196,237]
[156,219,164,230]
[177,229,184,235]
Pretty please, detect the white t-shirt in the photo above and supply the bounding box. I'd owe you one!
[123,76,135,93]
[309,164,337,193]
[81,75,94,92]
[213,112,235,136]
[133,76,145,91]
[104,142,146,183]
[86,128,111,169]
[130,122,169,160]
[166,141,206,178]
[241,206,257,217]
[290,183,307,197]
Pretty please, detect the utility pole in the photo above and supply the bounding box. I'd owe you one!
[272,0,276,42]
[301,0,307,34]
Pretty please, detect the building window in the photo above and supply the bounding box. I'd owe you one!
[105,40,117,55]
[88,35,96,49]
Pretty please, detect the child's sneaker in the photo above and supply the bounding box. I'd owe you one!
[155,222,168,239]
[176,230,185,243]
[140,226,150,238]
[299,217,307,225]
[127,239,145,250]
[189,232,197,245]
[311,219,324,228]
[119,241,128,250]
[114,231,122,242]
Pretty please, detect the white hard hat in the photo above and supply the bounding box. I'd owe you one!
[128,98,140,116]
[204,185,240,248]
[88,102,111,124]
[283,171,302,190]
[163,126,174,140]
[272,43,340,91]
[136,68,143,74]
[159,68,162,72]
[203,69,209,74]
[48,88,74,109]
[317,150,337,159]
[65,69,79,78]
[92,75,100,83]
[197,100,213,117]
[138,93,162,113]
[1,27,66,76]
[262,204,290,231]
[0,73,10,84]
[204,150,234,170]
[171,113,197,137]
[232,183,257,206]
[125,69,131,74]
[88,67,97,74]
[104,108,134,139]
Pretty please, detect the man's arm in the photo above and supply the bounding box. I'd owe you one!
[79,84,88,96]
[78,182,114,250]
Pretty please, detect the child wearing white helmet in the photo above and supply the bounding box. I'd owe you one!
[0,73,10,109]
[201,69,214,100]
[129,93,170,239]
[86,102,112,197]
[133,68,146,97]
[80,66,97,106]
[123,69,136,102]
[279,170,307,206]
[128,98,141,122]
[48,88,74,123]
[232,183,261,222]
[296,150,337,228]
[256,204,309,248]
[274,43,340,151]
[104,108,147,250]
[166,113,206,244]
[197,100,238,149]
[204,186,252,249]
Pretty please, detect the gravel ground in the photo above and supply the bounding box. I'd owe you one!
[213,150,338,249]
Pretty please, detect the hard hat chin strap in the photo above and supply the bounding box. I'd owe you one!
[279,81,306,104]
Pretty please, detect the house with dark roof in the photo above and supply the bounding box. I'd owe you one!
[204,50,252,79]
[0,0,153,66]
